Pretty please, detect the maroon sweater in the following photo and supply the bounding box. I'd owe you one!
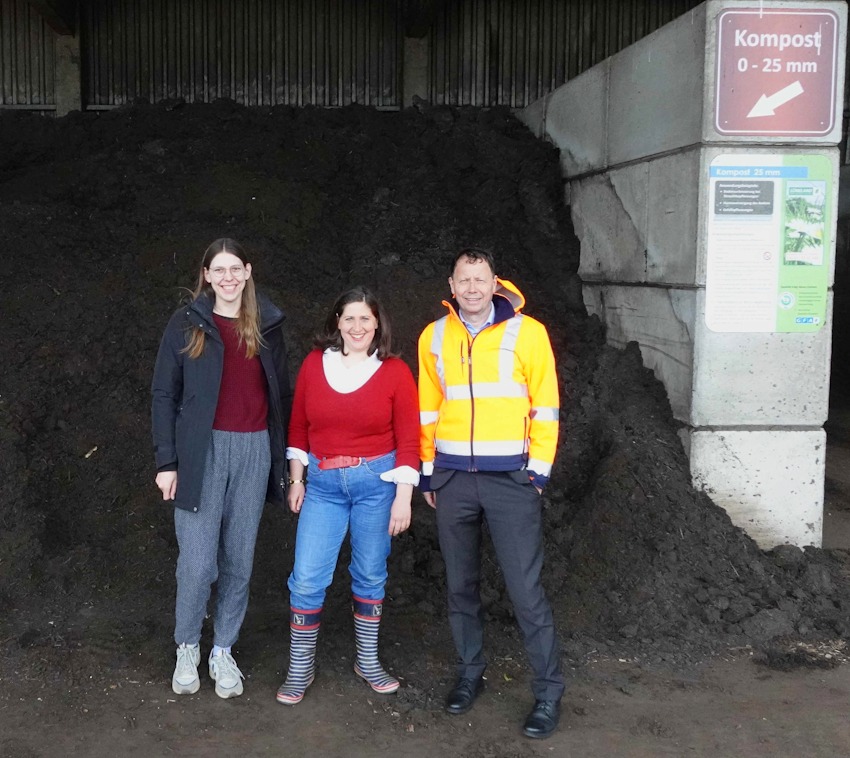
[212,314,268,432]
[288,350,419,470]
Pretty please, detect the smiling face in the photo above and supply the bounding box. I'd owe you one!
[338,300,379,356]
[449,255,498,323]
[203,251,252,311]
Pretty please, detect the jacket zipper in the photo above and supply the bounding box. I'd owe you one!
[466,336,476,472]
[259,322,286,492]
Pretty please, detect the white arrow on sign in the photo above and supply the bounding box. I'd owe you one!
[747,81,804,118]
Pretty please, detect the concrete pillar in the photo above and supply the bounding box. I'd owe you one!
[403,36,429,107]
[54,32,81,116]
[518,0,846,548]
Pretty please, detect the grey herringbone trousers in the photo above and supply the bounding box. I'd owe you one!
[174,429,270,648]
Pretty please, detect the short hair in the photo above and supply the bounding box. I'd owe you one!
[450,247,496,277]
[314,285,396,359]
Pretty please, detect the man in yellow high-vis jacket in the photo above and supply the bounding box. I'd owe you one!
[418,248,564,740]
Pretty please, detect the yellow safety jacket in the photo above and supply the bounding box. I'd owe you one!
[418,278,559,490]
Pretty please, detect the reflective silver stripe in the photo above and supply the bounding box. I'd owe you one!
[444,385,470,401]
[530,406,559,422]
[420,411,439,425]
[438,439,526,456]
[445,381,528,401]
[430,316,448,392]
[527,457,552,476]
[498,314,523,381]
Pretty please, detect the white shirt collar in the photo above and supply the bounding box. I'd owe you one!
[322,348,382,393]
[460,303,495,336]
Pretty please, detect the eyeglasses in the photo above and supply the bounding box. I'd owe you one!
[208,265,246,280]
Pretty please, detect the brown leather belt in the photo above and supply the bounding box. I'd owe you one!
[317,454,383,471]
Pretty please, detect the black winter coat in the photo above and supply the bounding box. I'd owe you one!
[151,291,292,512]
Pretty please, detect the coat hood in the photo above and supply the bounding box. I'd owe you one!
[190,290,285,333]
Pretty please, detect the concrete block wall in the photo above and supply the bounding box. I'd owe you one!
[518,0,846,548]
[54,33,81,116]
[582,285,696,421]
[573,149,702,284]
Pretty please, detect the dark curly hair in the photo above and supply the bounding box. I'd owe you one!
[314,285,396,359]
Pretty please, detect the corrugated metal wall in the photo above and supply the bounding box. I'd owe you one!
[1,0,716,112]
[430,0,704,107]
[83,0,402,108]
[0,0,54,108]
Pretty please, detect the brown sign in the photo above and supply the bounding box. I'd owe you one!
[715,8,839,136]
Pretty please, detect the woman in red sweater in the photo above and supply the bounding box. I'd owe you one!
[276,286,419,705]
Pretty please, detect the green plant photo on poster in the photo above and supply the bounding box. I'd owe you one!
[783,183,826,264]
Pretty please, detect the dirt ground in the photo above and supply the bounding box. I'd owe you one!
[1,100,849,757]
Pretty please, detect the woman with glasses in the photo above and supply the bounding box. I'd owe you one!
[276,286,418,705]
[151,237,291,699]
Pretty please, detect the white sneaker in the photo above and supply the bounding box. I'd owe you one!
[172,643,201,695]
[209,650,244,699]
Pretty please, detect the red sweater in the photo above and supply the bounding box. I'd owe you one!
[288,350,419,470]
[212,313,269,432]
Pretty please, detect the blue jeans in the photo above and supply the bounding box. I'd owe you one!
[287,451,396,610]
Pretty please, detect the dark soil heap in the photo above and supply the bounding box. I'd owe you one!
[1,100,848,670]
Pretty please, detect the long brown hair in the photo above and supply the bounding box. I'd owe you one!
[183,238,264,359]
[314,285,396,359]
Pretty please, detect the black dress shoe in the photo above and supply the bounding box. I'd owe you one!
[445,677,484,715]
[522,699,561,739]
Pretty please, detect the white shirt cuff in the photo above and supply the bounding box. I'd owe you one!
[379,465,420,486]
[286,447,309,466]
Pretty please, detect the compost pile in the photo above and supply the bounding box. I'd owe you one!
[1,100,848,685]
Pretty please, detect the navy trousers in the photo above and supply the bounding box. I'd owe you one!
[434,469,565,702]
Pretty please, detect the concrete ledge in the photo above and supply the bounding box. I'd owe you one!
[688,428,825,548]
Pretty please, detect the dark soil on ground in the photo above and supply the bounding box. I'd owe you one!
[1,100,849,755]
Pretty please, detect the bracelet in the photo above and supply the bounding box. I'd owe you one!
[288,478,307,485]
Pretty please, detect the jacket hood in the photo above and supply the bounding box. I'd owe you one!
[257,292,286,332]
[494,278,525,313]
[190,290,285,332]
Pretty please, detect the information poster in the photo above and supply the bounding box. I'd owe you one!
[706,153,832,332]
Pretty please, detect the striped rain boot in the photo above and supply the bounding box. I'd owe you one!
[352,596,399,694]
[276,607,321,705]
